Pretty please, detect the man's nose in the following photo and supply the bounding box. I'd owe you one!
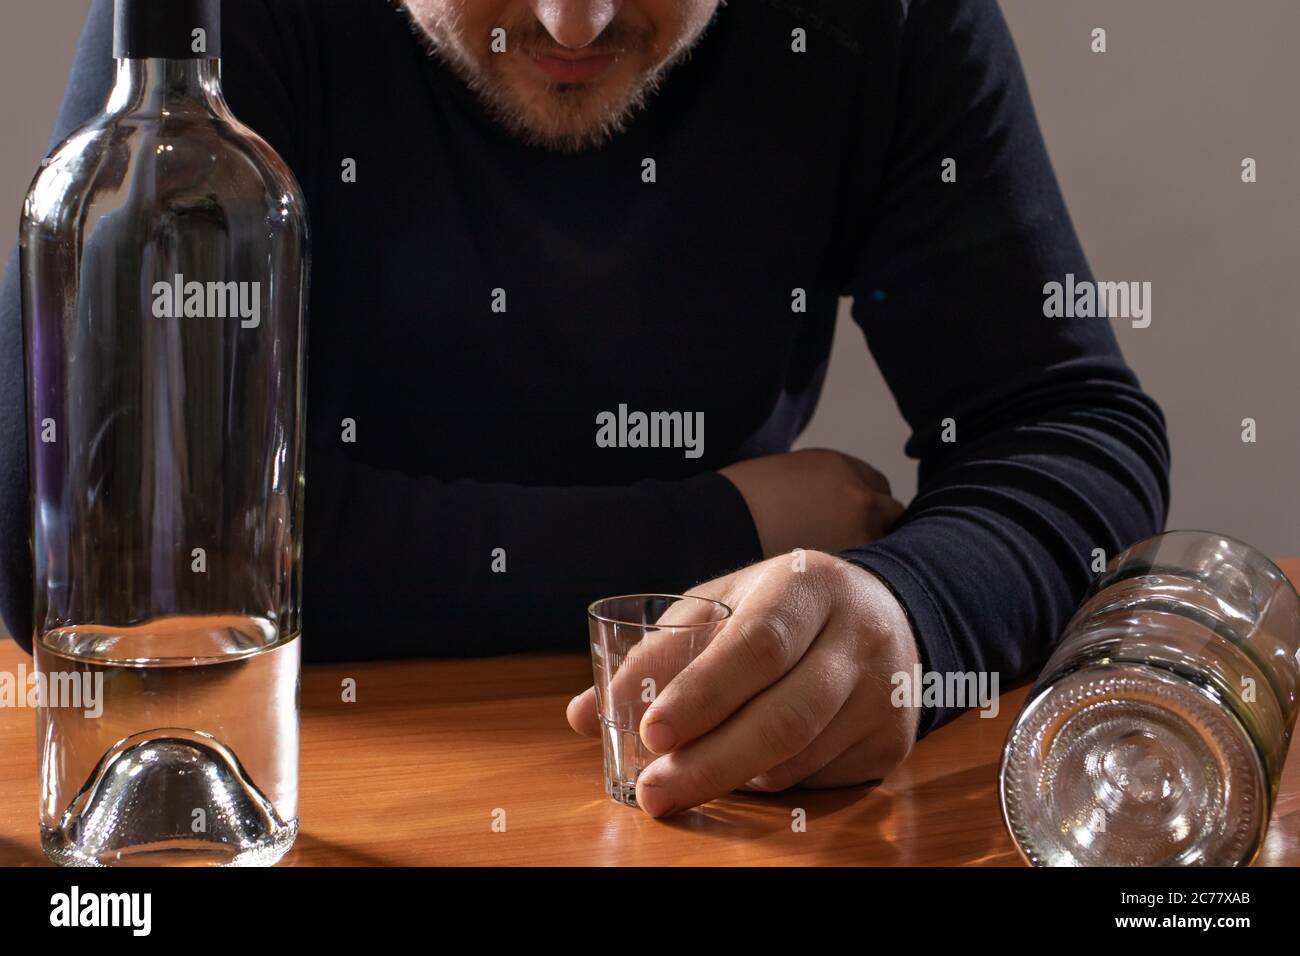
[528,0,621,49]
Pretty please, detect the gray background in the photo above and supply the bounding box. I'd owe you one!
[801,0,1300,556]
[1,0,1296,579]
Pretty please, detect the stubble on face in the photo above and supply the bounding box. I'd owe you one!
[402,1,720,152]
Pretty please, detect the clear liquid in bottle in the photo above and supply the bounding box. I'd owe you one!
[36,615,300,866]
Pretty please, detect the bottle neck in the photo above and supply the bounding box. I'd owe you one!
[107,57,227,117]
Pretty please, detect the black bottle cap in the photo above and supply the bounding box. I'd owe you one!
[113,0,221,59]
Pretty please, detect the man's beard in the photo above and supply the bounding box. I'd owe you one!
[402,3,708,152]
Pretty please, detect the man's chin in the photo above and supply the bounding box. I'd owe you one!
[477,73,653,153]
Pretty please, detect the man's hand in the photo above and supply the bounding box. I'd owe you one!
[567,551,921,817]
[719,448,905,558]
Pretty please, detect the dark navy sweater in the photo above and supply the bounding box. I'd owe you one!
[0,0,1170,733]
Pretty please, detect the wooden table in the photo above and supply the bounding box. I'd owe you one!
[2,560,1298,866]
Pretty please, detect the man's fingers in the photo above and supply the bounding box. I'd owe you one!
[651,590,731,627]
[790,717,915,789]
[566,686,601,737]
[683,571,739,603]
[750,613,920,791]
[578,590,735,751]
[634,631,855,817]
[744,678,905,791]
[638,560,833,755]
[740,658,873,791]
[598,593,731,726]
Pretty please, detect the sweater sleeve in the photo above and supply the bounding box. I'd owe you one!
[0,0,764,657]
[300,445,760,661]
[837,0,1171,735]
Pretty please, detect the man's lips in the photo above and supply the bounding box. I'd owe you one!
[521,47,619,83]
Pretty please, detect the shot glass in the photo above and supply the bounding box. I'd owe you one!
[587,594,732,807]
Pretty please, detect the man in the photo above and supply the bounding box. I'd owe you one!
[0,0,1169,818]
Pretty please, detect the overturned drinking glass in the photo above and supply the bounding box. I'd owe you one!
[587,594,731,807]
[1000,531,1300,866]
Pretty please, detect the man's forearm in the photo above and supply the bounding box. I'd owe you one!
[841,374,1170,736]
[294,444,764,663]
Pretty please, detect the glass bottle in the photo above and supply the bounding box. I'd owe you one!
[1000,531,1300,866]
[19,0,308,866]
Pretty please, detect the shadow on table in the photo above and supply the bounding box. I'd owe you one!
[879,759,1019,866]
[277,831,401,867]
[648,758,1015,865]
[666,784,876,831]
[0,835,44,867]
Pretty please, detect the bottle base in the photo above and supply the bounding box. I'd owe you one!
[41,819,299,867]
[1000,663,1267,866]
[41,727,298,868]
